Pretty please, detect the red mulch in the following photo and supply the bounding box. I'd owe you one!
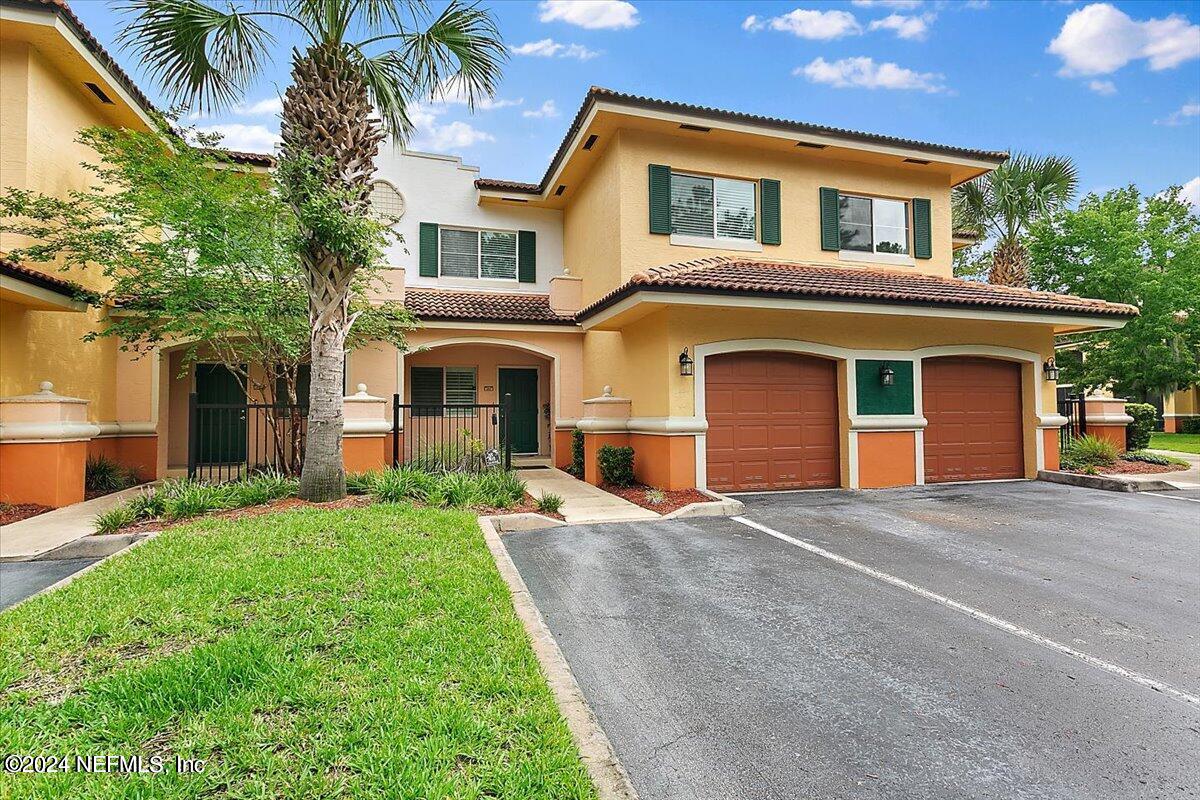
[0,503,52,525]
[600,483,712,515]
[476,492,565,521]
[1102,460,1181,475]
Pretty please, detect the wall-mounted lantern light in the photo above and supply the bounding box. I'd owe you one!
[879,363,895,387]
[679,347,695,377]
[1043,358,1060,382]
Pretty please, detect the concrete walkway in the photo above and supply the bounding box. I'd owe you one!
[1,486,147,561]
[518,467,659,525]
[1140,449,1200,489]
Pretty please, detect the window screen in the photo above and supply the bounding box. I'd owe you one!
[838,195,909,255]
[872,198,909,255]
[670,173,714,237]
[439,228,478,278]
[838,195,873,252]
[671,172,756,240]
[714,177,756,240]
[480,231,517,279]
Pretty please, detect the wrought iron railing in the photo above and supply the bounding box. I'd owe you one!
[1056,393,1087,450]
[391,393,512,472]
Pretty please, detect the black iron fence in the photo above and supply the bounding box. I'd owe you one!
[1057,392,1087,450]
[392,393,512,472]
[188,394,307,482]
[187,392,512,483]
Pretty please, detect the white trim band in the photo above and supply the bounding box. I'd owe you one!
[95,421,158,438]
[0,421,101,443]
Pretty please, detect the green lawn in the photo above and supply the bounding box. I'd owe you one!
[0,504,596,799]
[1149,432,1200,455]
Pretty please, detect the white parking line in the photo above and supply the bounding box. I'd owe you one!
[1136,491,1200,504]
[731,515,1200,707]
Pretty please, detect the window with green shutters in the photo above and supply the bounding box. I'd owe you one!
[820,191,932,260]
[420,226,536,281]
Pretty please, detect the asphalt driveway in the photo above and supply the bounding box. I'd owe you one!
[0,558,99,610]
[505,481,1200,800]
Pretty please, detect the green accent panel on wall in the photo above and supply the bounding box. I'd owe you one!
[648,164,671,234]
[419,222,438,277]
[760,178,781,245]
[855,359,915,415]
[819,187,840,251]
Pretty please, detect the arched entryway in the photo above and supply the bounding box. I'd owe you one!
[704,351,840,491]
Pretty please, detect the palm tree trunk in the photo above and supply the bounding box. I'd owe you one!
[989,238,1030,287]
[280,46,385,502]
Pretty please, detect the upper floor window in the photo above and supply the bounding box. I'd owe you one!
[839,195,909,255]
[439,228,518,280]
[670,172,756,241]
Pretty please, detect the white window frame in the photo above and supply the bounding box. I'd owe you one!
[438,226,520,282]
[668,170,763,252]
[837,193,914,266]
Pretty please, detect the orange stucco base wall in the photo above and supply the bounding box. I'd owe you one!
[88,436,159,481]
[344,436,390,473]
[1088,424,1128,453]
[581,432,697,490]
[1042,429,1061,471]
[857,431,917,489]
[0,441,87,508]
[554,429,574,470]
[1164,417,1196,433]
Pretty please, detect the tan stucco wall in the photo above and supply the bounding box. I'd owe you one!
[1166,386,1198,416]
[565,128,956,307]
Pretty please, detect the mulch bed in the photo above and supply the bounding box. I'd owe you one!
[600,483,712,515]
[476,492,565,521]
[0,503,52,525]
[1101,460,1181,475]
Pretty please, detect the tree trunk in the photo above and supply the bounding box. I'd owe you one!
[989,238,1029,287]
[280,45,385,501]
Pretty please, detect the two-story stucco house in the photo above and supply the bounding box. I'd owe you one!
[361,87,1136,493]
[0,0,1137,509]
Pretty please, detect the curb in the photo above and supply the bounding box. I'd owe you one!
[478,517,639,800]
[662,489,744,520]
[4,532,158,613]
[1037,470,1177,493]
[487,512,565,533]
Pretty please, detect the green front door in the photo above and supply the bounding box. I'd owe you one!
[196,364,247,464]
[499,368,539,454]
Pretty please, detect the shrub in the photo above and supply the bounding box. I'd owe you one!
[345,471,377,495]
[85,455,139,493]
[1123,450,1189,467]
[437,471,486,508]
[568,429,585,477]
[372,467,435,503]
[536,492,564,515]
[161,481,232,520]
[644,488,666,506]
[1181,418,1200,434]
[94,502,142,534]
[1124,403,1157,451]
[597,445,635,486]
[1060,435,1119,471]
[225,470,299,507]
[477,470,526,509]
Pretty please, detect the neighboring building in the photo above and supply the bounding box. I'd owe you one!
[1,1,1138,507]
[1163,386,1198,432]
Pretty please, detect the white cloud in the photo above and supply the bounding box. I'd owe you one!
[1048,3,1200,76]
[964,1,990,9]
[1087,79,1117,95]
[538,0,639,30]
[523,99,560,119]
[235,96,283,116]
[797,56,947,93]
[510,38,599,60]
[432,79,522,110]
[1179,176,1200,208]
[1156,101,1200,125]
[742,15,765,33]
[193,123,280,153]
[765,8,862,39]
[851,0,923,8]
[407,103,494,152]
[869,13,934,40]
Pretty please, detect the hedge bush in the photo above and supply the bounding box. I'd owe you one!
[597,445,635,486]
[568,429,585,477]
[1124,402,1157,451]
[1181,418,1200,434]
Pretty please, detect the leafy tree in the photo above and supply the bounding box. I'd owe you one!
[0,122,413,473]
[119,0,506,500]
[1028,185,1200,400]
[953,153,1078,287]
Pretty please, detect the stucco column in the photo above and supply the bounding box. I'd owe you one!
[0,382,100,507]
[578,386,632,485]
[342,384,392,472]
[1083,396,1133,452]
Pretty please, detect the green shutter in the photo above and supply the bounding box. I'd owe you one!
[648,164,671,234]
[410,367,443,417]
[518,230,536,283]
[912,198,932,259]
[819,187,839,251]
[760,178,781,245]
[419,222,438,277]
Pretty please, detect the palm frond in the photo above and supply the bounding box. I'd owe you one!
[393,0,506,112]
[117,0,277,113]
[351,48,420,137]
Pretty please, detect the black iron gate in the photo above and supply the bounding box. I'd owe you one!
[188,394,307,482]
[391,392,512,472]
[1056,392,1087,449]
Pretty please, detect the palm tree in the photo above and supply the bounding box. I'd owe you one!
[953,153,1078,287]
[119,0,506,501]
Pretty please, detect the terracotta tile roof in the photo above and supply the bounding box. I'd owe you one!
[475,86,1009,195]
[404,288,576,325]
[577,257,1138,321]
[212,149,276,168]
[0,255,97,302]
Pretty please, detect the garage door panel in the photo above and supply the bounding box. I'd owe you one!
[705,352,840,492]
[923,357,1023,483]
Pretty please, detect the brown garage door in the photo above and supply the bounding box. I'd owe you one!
[922,357,1024,483]
[705,352,839,491]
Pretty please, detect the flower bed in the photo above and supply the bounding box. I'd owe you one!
[601,483,712,515]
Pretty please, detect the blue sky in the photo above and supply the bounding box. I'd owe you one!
[73,0,1200,204]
